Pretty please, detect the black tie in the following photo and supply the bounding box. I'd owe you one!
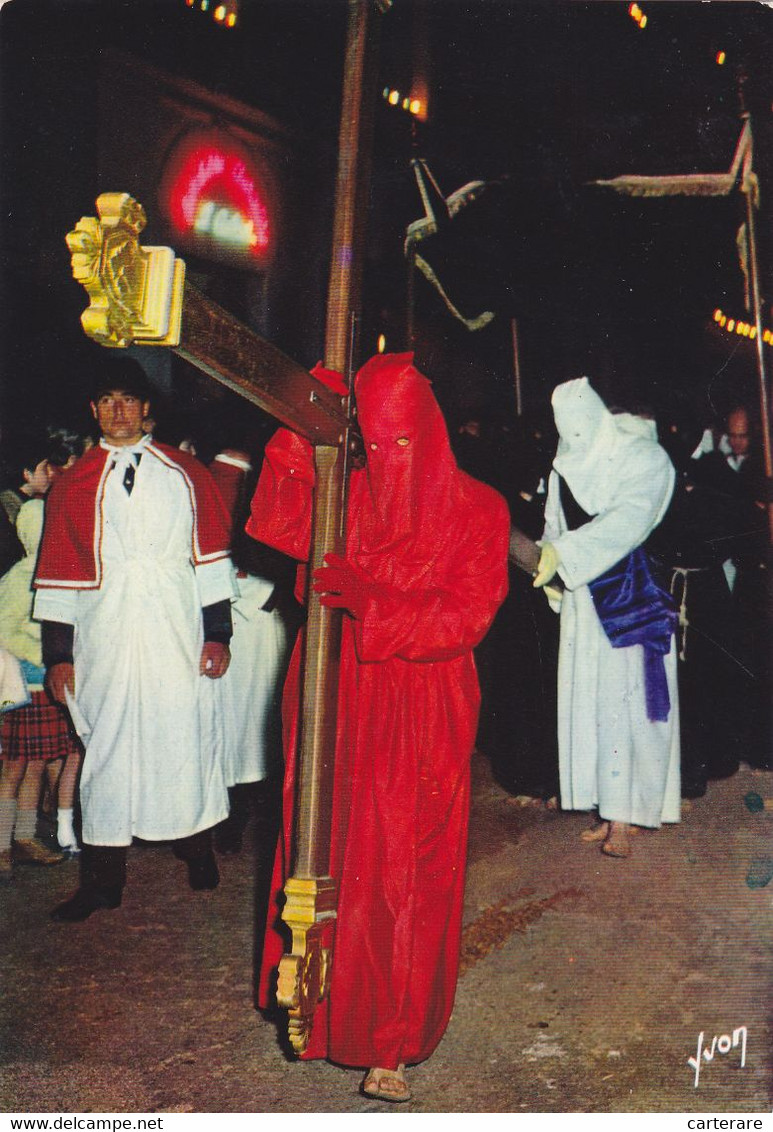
[122,454,141,495]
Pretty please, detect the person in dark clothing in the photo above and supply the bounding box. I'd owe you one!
[690,406,769,774]
[452,413,560,805]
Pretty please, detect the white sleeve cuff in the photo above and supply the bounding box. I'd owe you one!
[214,453,252,472]
[195,556,239,607]
[32,588,78,625]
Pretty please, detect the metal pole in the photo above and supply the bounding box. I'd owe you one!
[741,114,773,544]
[511,317,523,417]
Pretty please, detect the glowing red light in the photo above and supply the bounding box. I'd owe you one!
[163,138,272,261]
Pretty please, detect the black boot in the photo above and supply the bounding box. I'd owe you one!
[50,885,122,922]
[173,830,219,890]
[214,784,251,855]
[51,844,127,921]
[186,851,219,891]
[214,820,243,855]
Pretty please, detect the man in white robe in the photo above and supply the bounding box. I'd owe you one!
[534,378,680,858]
[34,363,237,920]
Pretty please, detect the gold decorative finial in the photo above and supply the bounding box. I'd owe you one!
[66,193,185,348]
[276,876,336,1054]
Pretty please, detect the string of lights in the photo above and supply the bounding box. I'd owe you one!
[382,88,424,119]
[712,308,773,345]
[628,4,648,31]
[183,0,238,30]
[628,3,730,67]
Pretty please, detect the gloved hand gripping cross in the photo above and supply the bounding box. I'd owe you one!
[532,542,563,605]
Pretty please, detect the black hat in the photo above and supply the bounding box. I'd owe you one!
[90,357,153,403]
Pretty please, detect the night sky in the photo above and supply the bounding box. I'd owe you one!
[1,0,771,442]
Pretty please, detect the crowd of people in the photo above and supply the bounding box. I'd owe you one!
[0,351,769,1102]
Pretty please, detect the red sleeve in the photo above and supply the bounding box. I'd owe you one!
[208,460,245,524]
[245,428,315,562]
[354,490,510,664]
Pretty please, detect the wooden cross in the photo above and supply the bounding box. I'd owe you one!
[64,0,543,1056]
[65,0,386,1054]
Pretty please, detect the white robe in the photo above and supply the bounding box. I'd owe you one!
[543,379,681,828]
[34,443,236,845]
[220,573,288,786]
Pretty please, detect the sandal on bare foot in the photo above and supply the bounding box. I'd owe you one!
[580,821,610,843]
[361,1064,411,1103]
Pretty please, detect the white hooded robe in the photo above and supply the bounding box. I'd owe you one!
[543,378,680,828]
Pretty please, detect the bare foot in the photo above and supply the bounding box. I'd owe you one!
[361,1064,411,1102]
[601,821,633,858]
[580,821,610,843]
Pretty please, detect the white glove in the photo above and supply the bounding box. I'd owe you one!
[533,542,560,588]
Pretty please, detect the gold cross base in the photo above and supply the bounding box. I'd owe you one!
[277,875,337,1055]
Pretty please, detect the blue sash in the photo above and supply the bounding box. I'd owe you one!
[588,547,677,722]
[558,476,677,722]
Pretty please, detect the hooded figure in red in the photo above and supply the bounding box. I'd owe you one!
[248,353,509,1099]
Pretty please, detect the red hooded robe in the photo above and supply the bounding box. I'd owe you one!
[248,354,509,1070]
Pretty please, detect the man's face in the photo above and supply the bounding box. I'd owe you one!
[23,458,54,496]
[727,409,750,459]
[91,389,149,446]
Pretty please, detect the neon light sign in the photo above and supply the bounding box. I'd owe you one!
[161,133,273,265]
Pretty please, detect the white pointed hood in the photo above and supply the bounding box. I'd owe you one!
[551,377,659,515]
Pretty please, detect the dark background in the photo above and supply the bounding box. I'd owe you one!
[1,0,771,452]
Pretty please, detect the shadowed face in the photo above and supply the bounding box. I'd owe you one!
[360,385,416,462]
[91,389,150,447]
[22,458,54,496]
[726,409,750,459]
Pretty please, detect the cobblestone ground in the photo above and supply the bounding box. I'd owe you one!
[1,756,771,1114]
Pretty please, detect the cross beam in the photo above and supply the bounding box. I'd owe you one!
[65,192,350,446]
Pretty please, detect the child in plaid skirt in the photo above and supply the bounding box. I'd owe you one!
[0,431,85,879]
